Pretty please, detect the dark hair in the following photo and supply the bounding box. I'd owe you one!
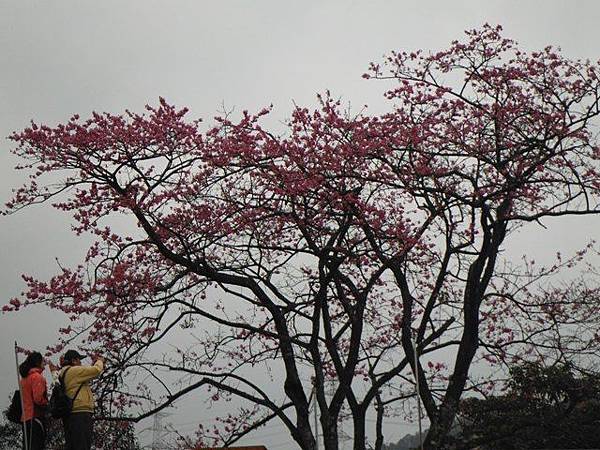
[62,349,85,367]
[19,352,43,378]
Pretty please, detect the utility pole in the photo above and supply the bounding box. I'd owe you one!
[412,336,424,450]
[15,342,29,450]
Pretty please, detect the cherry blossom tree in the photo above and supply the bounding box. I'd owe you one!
[4,25,600,450]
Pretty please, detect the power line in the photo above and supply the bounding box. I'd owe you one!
[365,418,422,427]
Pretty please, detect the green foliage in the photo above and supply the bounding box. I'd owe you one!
[0,419,20,450]
[459,363,600,449]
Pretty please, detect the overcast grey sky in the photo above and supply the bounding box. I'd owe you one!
[2,1,600,448]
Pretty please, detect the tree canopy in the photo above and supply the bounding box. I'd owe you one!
[4,25,600,450]
[458,362,600,449]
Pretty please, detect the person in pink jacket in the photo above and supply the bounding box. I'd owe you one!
[19,351,48,450]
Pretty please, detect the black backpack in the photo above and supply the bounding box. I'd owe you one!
[5,389,22,423]
[49,367,83,419]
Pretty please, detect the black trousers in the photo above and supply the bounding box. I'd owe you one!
[63,412,93,450]
[22,418,46,450]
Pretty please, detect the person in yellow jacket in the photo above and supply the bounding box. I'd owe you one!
[59,350,104,450]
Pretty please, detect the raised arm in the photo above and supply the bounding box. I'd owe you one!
[69,359,104,383]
